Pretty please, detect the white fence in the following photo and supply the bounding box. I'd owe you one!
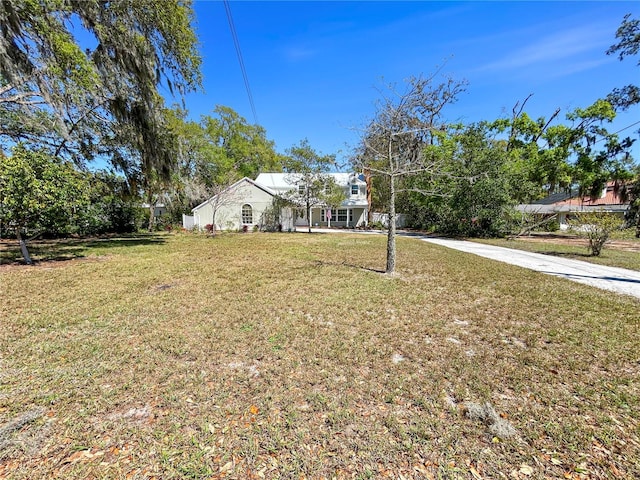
[372,212,408,228]
[182,214,195,230]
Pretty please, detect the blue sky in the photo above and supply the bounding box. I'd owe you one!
[181,1,640,163]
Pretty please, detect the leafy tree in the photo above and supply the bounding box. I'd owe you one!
[606,14,640,237]
[407,123,520,237]
[80,171,143,235]
[282,139,338,233]
[491,96,635,202]
[616,165,640,238]
[354,74,466,274]
[202,106,284,181]
[626,182,640,238]
[606,14,640,111]
[162,105,285,225]
[491,95,569,200]
[0,145,89,264]
[0,0,201,176]
[564,100,634,198]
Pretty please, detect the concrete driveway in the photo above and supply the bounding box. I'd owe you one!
[421,237,640,300]
[308,228,640,300]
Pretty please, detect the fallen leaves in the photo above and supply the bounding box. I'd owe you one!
[519,464,534,476]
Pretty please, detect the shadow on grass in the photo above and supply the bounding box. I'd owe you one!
[0,234,167,266]
[314,259,386,274]
[536,250,592,259]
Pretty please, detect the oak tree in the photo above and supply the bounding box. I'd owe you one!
[0,0,201,177]
[0,145,89,264]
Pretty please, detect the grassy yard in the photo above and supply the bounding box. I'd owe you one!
[1,232,639,479]
[472,234,640,272]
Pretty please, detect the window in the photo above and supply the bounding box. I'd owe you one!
[337,209,347,222]
[298,184,305,195]
[351,184,359,195]
[321,209,334,222]
[241,204,253,224]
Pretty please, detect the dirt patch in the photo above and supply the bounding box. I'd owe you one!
[514,233,640,252]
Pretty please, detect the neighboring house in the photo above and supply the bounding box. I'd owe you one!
[516,182,630,230]
[183,173,369,231]
[141,203,167,218]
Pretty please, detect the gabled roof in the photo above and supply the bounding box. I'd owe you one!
[192,177,276,212]
[516,203,629,214]
[552,182,628,207]
[517,181,631,214]
[529,189,577,205]
[255,172,365,190]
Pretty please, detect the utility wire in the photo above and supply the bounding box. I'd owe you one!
[593,120,640,144]
[223,0,258,125]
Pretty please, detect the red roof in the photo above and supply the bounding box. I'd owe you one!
[553,182,629,207]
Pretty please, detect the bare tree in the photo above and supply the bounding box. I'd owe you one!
[354,74,466,274]
[207,182,244,234]
[184,178,243,234]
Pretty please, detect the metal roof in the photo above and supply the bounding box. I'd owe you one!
[254,172,365,190]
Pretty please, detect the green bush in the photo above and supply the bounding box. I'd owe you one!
[570,211,625,256]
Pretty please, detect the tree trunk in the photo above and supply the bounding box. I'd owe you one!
[386,175,396,274]
[211,210,217,236]
[365,168,373,225]
[306,197,312,233]
[17,230,33,265]
[147,203,155,232]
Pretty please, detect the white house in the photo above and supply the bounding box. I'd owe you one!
[255,172,368,229]
[184,173,369,231]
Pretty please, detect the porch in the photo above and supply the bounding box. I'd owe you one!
[310,207,367,228]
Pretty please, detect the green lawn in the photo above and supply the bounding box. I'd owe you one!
[1,232,638,479]
[472,235,640,271]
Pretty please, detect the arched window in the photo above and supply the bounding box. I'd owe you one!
[241,204,253,224]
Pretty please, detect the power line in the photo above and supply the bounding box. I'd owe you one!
[593,120,640,144]
[223,0,258,125]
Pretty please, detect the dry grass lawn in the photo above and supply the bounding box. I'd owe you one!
[1,232,639,479]
[473,234,640,272]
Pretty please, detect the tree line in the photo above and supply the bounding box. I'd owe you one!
[352,14,639,272]
[0,2,638,269]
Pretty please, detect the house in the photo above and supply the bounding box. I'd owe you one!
[516,181,630,230]
[183,173,369,231]
[254,172,368,229]
[186,177,289,232]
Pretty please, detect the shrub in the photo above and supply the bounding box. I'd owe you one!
[570,211,624,256]
[368,220,386,230]
[544,219,560,232]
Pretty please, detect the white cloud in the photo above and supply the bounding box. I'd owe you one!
[477,23,612,74]
[283,45,318,62]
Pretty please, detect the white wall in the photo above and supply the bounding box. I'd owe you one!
[193,181,276,231]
